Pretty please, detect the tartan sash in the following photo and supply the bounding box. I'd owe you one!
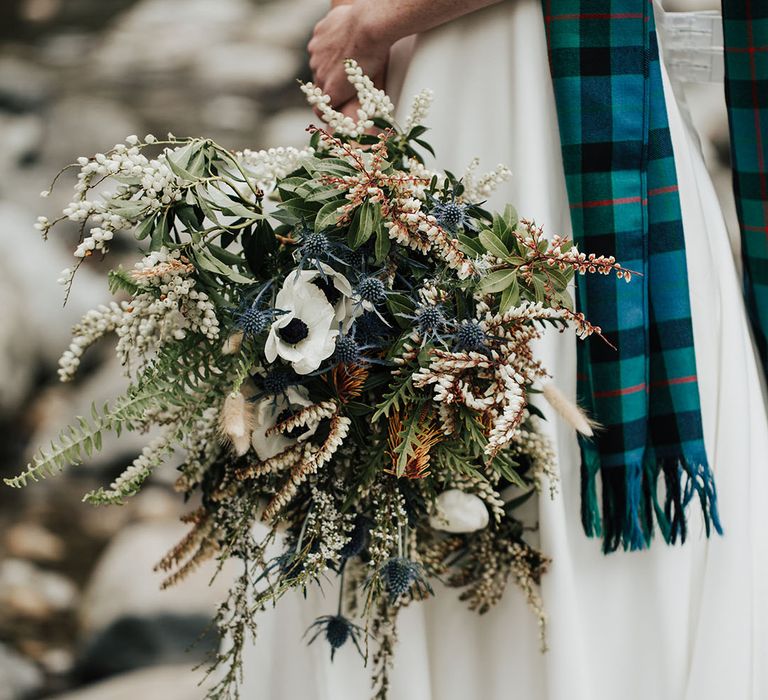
[542,1,722,552]
[722,2,768,373]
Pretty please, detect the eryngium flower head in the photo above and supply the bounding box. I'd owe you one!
[306,614,364,661]
[454,320,486,351]
[378,556,433,603]
[430,200,470,233]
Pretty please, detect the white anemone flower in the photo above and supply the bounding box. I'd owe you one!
[251,386,316,460]
[291,263,361,331]
[265,272,338,374]
[429,489,489,533]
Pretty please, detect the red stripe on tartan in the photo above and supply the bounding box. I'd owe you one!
[745,2,768,243]
[593,382,646,398]
[725,45,768,53]
[570,186,675,209]
[546,13,644,21]
[570,196,642,209]
[650,375,697,388]
[590,375,697,398]
[647,184,678,196]
[745,224,768,232]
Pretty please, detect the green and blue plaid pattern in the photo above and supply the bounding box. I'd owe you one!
[542,0,721,552]
[722,1,768,373]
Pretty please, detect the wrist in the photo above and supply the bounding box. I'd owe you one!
[354,0,404,47]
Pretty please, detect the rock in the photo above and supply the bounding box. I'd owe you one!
[94,0,252,78]
[0,113,44,182]
[74,613,216,682]
[39,647,75,676]
[200,94,260,133]
[0,558,78,618]
[48,663,208,700]
[192,43,301,92]
[4,522,66,562]
[79,521,239,634]
[0,642,44,700]
[0,55,50,113]
[245,0,324,49]
[26,356,163,477]
[42,96,140,165]
[260,106,315,150]
[0,202,109,415]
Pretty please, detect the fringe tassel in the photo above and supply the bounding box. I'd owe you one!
[581,450,722,553]
[580,451,602,539]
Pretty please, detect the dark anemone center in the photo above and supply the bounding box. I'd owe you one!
[278,317,310,344]
[311,277,342,306]
[275,408,305,440]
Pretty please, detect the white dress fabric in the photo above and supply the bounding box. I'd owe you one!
[239,2,768,698]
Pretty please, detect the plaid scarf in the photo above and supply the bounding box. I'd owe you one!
[542,0,722,552]
[722,1,768,372]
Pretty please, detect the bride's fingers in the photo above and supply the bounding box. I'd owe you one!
[339,98,361,120]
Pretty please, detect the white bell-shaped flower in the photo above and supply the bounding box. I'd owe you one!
[251,386,316,460]
[429,489,489,534]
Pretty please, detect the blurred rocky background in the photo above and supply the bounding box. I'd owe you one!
[0,0,733,698]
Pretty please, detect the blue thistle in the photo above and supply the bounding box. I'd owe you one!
[454,320,487,351]
[353,312,392,347]
[294,224,349,271]
[301,231,329,258]
[430,200,473,234]
[376,556,433,603]
[356,276,387,306]
[261,367,299,396]
[305,614,364,661]
[333,333,363,365]
[233,281,282,339]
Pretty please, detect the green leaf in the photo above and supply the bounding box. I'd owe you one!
[457,233,485,257]
[166,151,200,182]
[305,186,344,203]
[502,204,518,230]
[374,223,391,263]
[479,268,517,294]
[195,184,220,224]
[315,199,346,231]
[386,293,415,329]
[531,275,547,303]
[499,276,520,313]
[348,200,378,249]
[479,229,509,259]
[108,199,148,220]
[193,249,253,284]
[134,215,156,241]
[149,213,169,251]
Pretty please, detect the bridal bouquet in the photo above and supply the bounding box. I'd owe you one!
[7,62,629,698]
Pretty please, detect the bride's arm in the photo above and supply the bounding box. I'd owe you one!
[309,0,503,107]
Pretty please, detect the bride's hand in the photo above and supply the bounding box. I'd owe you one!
[308,3,391,108]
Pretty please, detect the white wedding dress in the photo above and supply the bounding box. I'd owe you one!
[239,2,768,698]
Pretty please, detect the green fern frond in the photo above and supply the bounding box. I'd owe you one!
[107,267,142,296]
[371,373,414,423]
[4,390,167,488]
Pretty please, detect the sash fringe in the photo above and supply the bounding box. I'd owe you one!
[580,452,722,554]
